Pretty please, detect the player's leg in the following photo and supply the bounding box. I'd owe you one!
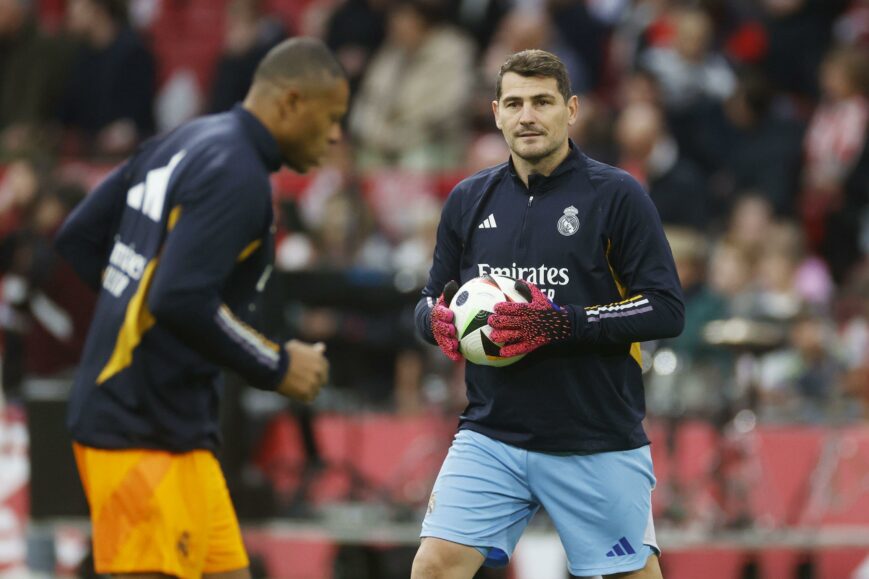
[529,445,659,578]
[411,537,485,579]
[608,553,662,578]
[200,454,252,579]
[415,429,539,577]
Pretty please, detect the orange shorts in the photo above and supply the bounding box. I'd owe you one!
[73,443,249,578]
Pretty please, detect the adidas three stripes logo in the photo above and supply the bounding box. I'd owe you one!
[478,214,497,229]
[605,537,636,557]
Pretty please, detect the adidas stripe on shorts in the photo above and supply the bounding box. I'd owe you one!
[421,429,659,577]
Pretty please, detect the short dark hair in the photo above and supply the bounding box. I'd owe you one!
[496,49,572,103]
[254,37,345,88]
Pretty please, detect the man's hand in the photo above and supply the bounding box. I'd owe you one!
[431,280,462,361]
[488,280,573,357]
[277,340,329,402]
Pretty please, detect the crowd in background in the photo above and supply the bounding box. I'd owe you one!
[0,0,868,433]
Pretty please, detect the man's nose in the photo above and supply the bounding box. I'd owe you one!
[519,104,536,124]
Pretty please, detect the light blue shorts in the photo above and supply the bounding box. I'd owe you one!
[421,429,659,577]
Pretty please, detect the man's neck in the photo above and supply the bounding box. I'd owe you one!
[512,140,570,188]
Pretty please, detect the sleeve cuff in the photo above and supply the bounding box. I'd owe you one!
[260,346,289,391]
[565,304,589,342]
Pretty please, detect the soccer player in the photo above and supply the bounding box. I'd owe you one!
[55,38,347,579]
[413,50,684,578]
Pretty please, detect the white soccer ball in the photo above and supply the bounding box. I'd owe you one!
[449,274,529,367]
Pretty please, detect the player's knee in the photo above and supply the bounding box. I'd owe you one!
[410,540,478,579]
[410,553,444,579]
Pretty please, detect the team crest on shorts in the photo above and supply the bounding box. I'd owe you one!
[557,206,580,236]
[427,491,437,514]
[176,530,191,558]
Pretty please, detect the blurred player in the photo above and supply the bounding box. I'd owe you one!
[55,38,347,579]
[413,50,684,578]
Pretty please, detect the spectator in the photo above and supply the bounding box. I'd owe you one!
[0,170,95,398]
[693,69,805,216]
[210,0,288,113]
[759,0,843,104]
[639,6,736,113]
[615,102,710,229]
[482,8,591,96]
[756,311,843,422]
[801,46,869,282]
[648,227,731,419]
[325,0,387,97]
[60,0,156,157]
[0,0,70,158]
[349,0,474,170]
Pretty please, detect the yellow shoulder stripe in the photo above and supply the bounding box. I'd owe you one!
[237,240,262,262]
[96,258,159,385]
[96,205,183,385]
[604,238,642,369]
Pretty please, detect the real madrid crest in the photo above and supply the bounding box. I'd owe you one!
[557,206,580,236]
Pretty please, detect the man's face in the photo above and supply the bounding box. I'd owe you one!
[493,73,577,164]
[279,77,349,172]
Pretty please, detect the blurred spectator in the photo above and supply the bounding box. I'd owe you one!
[209,0,288,113]
[664,226,730,365]
[756,311,843,422]
[60,0,156,157]
[0,0,70,158]
[834,0,869,47]
[615,102,710,229]
[721,195,834,312]
[801,45,869,282]
[0,168,95,398]
[568,94,616,164]
[0,157,41,240]
[448,0,509,54]
[837,263,869,418]
[648,227,731,418]
[325,0,386,97]
[759,0,844,104]
[707,238,754,316]
[639,6,736,113]
[725,193,776,263]
[482,8,591,96]
[349,0,474,170]
[692,69,805,216]
[548,0,609,91]
[464,132,510,176]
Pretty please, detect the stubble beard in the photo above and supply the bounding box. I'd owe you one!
[511,136,561,164]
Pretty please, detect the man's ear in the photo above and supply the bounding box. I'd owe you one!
[492,100,502,130]
[567,94,579,126]
[279,86,303,118]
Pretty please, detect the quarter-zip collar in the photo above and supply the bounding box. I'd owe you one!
[232,104,283,173]
[508,139,584,194]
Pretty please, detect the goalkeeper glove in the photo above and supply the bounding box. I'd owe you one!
[488,280,573,357]
[431,280,462,361]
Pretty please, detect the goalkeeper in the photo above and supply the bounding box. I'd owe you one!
[412,50,684,579]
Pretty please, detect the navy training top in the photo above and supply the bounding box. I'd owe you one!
[56,105,287,452]
[415,142,685,453]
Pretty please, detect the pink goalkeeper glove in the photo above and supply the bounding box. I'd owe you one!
[488,280,573,357]
[431,281,462,361]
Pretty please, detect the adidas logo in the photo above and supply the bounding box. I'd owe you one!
[605,537,636,558]
[478,213,497,229]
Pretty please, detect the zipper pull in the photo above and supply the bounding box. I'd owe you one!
[528,196,534,207]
